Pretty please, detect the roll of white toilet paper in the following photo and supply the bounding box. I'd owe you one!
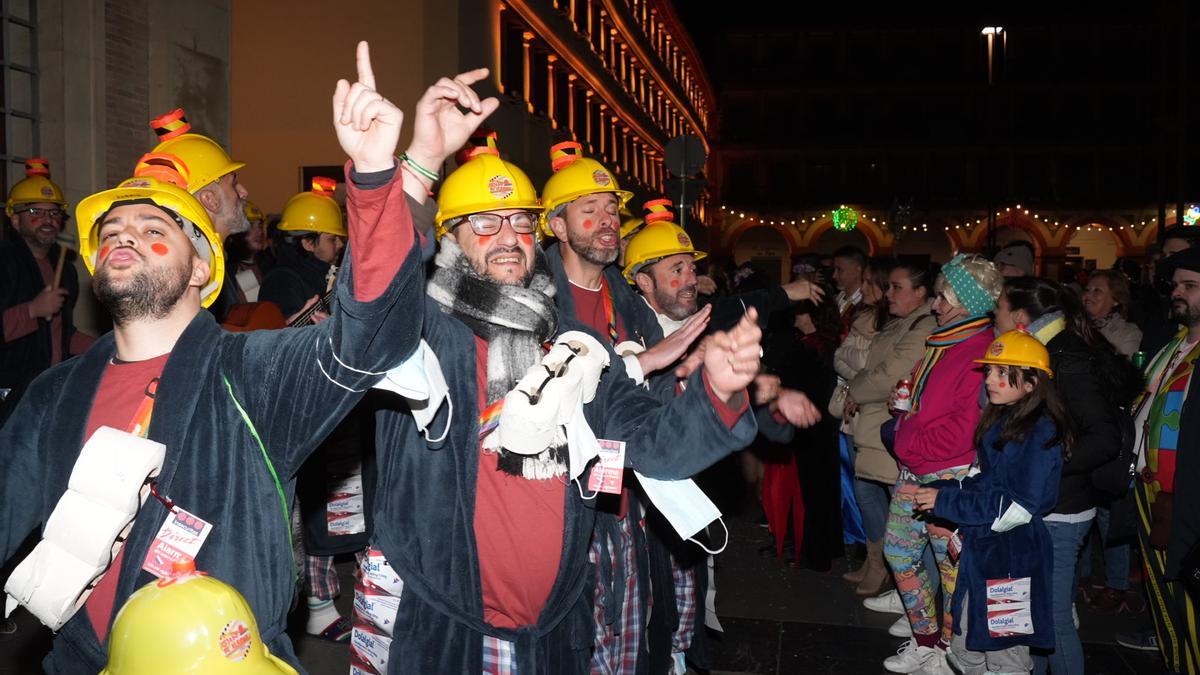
[5,539,105,631]
[66,426,165,513]
[41,490,132,569]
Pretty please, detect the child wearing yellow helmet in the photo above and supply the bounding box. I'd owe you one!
[911,328,1072,673]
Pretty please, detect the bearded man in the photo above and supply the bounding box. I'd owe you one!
[348,67,765,675]
[0,42,429,673]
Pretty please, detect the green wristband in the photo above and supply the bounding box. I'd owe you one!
[399,153,439,182]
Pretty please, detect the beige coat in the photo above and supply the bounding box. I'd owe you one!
[846,302,936,484]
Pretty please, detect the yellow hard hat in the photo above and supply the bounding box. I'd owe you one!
[975,328,1054,377]
[434,147,542,240]
[622,200,706,281]
[75,153,226,308]
[6,158,67,217]
[620,217,645,240]
[243,200,265,224]
[279,177,346,238]
[150,109,245,194]
[539,141,633,238]
[101,559,298,675]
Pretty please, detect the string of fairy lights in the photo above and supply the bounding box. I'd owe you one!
[715,202,1188,235]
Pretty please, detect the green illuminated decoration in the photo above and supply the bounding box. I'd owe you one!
[833,206,859,232]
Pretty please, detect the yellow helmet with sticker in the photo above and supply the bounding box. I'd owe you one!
[6,158,67,217]
[974,328,1053,377]
[279,177,346,238]
[622,200,706,282]
[149,108,245,194]
[101,559,297,675]
[539,141,633,238]
[434,147,541,240]
[75,153,225,308]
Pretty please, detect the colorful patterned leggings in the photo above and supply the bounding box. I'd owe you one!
[884,465,971,645]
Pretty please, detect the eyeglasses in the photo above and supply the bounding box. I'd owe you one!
[458,211,537,236]
[19,207,67,220]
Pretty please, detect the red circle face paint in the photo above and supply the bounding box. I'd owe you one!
[151,243,170,256]
[669,279,681,289]
[519,233,534,245]
[997,381,1006,389]
[97,245,111,262]
[477,234,495,245]
[581,219,594,230]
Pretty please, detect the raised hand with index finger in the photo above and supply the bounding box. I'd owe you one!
[333,41,403,174]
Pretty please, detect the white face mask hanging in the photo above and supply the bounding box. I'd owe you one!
[634,472,729,555]
[372,339,452,443]
[990,496,1033,533]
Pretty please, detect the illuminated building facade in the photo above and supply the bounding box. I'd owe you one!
[488,0,714,214]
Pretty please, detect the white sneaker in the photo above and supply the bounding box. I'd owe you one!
[883,638,942,673]
[917,650,953,675]
[864,589,906,614]
[888,615,913,637]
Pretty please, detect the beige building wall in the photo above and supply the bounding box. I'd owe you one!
[231,0,453,214]
[36,0,233,335]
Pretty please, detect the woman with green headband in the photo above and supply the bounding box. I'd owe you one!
[881,253,1004,675]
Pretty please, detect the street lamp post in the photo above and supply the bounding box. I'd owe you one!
[982,26,1004,254]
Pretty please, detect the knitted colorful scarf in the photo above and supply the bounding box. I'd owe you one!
[908,315,993,415]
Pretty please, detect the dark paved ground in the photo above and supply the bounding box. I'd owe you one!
[0,497,1167,674]
[704,507,1164,675]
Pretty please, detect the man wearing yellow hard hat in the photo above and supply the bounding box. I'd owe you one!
[0,159,95,430]
[622,202,824,673]
[149,107,250,241]
[0,42,439,674]
[540,145,710,673]
[353,85,765,672]
[149,108,252,322]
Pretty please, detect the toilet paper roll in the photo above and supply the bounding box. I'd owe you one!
[5,538,105,631]
[66,426,166,514]
[41,490,134,569]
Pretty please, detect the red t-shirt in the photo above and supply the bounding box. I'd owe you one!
[81,353,169,643]
[472,337,566,628]
[569,281,629,345]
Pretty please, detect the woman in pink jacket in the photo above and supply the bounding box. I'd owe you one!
[881,254,1004,675]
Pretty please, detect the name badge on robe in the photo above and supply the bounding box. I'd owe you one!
[141,507,214,578]
[586,439,626,495]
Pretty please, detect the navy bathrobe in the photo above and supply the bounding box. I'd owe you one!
[369,282,758,673]
[0,172,423,673]
[933,415,1063,652]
